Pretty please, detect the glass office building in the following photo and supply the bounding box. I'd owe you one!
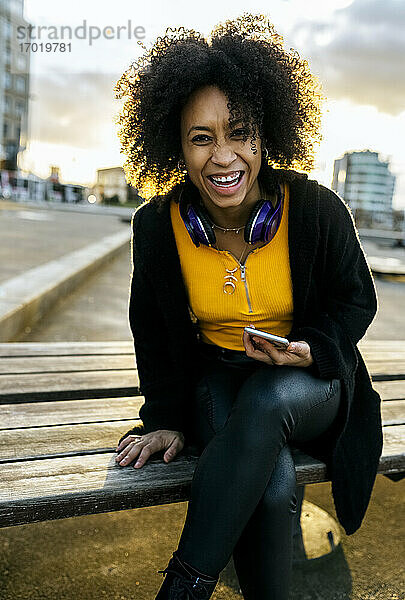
[332,150,396,228]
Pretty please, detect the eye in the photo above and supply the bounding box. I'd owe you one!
[191,134,212,143]
[231,128,248,137]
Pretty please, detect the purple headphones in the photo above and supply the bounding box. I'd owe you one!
[179,182,284,247]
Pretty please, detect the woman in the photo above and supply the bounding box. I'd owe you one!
[114,14,383,600]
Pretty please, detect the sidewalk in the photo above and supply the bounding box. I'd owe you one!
[0,233,130,342]
[0,199,132,284]
[362,239,405,276]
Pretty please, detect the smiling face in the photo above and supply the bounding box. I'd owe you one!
[180,85,263,225]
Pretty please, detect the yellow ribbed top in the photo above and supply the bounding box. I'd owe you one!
[170,181,293,350]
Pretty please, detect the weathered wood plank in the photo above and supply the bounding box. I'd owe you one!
[373,380,405,401]
[0,341,133,357]
[1,354,404,379]
[0,396,144,429]
[1,341,405,378]
[0,369,403,404]
[1,354,405,378]
[1,396,402,433]
[358,340,405,350]
[0,404,405,463]
[380,425,405,471]
[380,400,405,426]
[0,339,400,354]
[0,426,403,528]
[0,377,398,405]
[0,355,136,375]
[0,420,140,462]
[0,370,140,403]
[0,452,198,527]
[363,362,405,380]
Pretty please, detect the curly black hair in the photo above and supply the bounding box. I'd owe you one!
[114,12,325,203]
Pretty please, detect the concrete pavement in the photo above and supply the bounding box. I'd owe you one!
[0,200,132,341]
[0,199,132,283]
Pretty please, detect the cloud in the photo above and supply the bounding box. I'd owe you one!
[289,0,405,116]
[29,71,122,148]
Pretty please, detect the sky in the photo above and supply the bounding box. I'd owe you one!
[18,0,405,208]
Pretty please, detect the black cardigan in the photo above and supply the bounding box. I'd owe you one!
[123,169,384,536]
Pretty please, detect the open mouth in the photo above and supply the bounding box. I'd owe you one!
[206,170,245,190]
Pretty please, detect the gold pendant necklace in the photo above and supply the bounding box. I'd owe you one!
[222,242,249,295]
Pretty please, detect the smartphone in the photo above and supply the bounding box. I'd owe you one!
[244,327,290,349]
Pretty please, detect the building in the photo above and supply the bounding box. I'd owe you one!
[332,150,396,228]
[0,0,30,171]
[94,166,143,206]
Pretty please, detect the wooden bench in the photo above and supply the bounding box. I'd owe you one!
[0,340,404,531]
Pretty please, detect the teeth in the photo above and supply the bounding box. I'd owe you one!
[211,171,240,183]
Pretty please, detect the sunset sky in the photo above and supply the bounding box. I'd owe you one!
[19,0,405,208]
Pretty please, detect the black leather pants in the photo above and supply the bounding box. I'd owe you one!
[176,343,342,600]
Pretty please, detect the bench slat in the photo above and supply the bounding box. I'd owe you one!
[1,396,402,431]
[0,374,403,404]
[0,420,140,462]
[1,422,401,465]
[1,353,405,380]
[1,353,404,378]
[380,400,405,425]
[0,397,144,429]
[0,342,133,357]
[373,380,405,401]
[0,370,140,403]
[0,426,403,528]
[0,340,405,375]
[0,401,402,463]
[0,339,400,355]
[0,355,136,375]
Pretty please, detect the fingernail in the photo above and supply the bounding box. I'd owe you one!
[135,461,141,467]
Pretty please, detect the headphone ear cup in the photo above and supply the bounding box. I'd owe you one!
[244,200,269,244]
[193,203,216,245]
[179,187,216,246]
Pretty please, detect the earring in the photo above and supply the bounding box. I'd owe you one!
[177,157,186,170]
[262,147,269,159]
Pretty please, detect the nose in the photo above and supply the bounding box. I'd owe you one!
[210,142,237,166]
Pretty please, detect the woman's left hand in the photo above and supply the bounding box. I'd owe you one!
[243,328,314,368]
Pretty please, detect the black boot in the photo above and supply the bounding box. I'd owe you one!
[155,551,218,599]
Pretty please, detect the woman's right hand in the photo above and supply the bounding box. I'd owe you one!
[115,429,185,469]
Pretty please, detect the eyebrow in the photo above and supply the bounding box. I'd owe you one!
[187,118,244,136]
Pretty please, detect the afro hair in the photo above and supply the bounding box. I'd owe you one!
[114,12,325,203]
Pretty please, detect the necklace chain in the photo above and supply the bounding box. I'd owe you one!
[214,236,248,265]
[211,220,248,264]
[236,242,248,265]
[209,212,249,294]
[211,221,246,234]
